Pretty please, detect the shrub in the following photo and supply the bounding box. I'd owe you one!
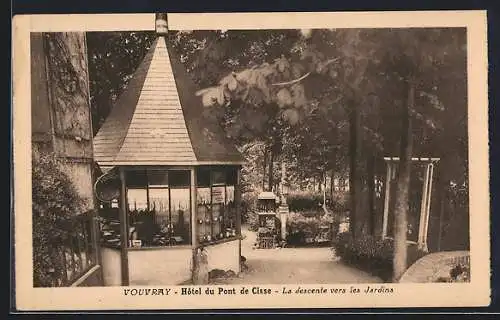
[32,148,86,287]
[286,212,335,247]
[333,232,427,281]
[286,192,324,212]
[286,191,349,214]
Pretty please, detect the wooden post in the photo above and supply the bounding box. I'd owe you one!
[190,167,198,247]
[235,166,242,236]
[235,166,242,271]
[118,167,129,286]
[418,163,431,248]
[190,167,199,283]
[422,163,435,250]
[382,161,392,238]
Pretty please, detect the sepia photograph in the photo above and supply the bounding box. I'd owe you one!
[13,11,489,310]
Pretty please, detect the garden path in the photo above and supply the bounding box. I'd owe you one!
[210,225,383,285]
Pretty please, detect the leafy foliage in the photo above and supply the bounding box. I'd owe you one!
[32,148,86,287]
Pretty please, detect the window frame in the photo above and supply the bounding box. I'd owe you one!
[102,169,193,248]
[195,167,238,245]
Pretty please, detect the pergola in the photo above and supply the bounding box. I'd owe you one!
[381,157,440,252]
[93,14,245,286]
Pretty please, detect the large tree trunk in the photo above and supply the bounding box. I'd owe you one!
[392,80,415,282]
[31,32,95,210]
[349,102,363,238]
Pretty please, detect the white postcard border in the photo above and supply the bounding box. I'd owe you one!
[12,11,490,310]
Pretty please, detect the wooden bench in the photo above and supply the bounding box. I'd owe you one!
[399,250,470,283]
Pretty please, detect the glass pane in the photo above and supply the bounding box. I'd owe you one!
[196,168,211,187]
[169,170,190,187]
[223,185,236,235]
[197,204,210,243]
[226,185,235,205]
[212,203,223,239]
[126,170,148,188]
[197,187,211,205]
[127,188,148,211]
[211,170,226,185]
[197,187,211,243]
[226,168,237,185]
[170,188,190,245]
[148,170,168,187]
[99,207,121,248]
[212,186,225,204]
[148,188,169,226]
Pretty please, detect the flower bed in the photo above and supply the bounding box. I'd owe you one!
[286,212,336,247]
[333,232,427,281]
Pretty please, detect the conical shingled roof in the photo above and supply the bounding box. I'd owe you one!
[93,36,245,166]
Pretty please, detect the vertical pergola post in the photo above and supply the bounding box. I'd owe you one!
[382,161,393,239]
[118,167,129,286]
[418,163,435,251]
[418,163,431,250]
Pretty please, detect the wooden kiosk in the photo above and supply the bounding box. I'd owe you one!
[93,14,245,286]
[256,192,281,249]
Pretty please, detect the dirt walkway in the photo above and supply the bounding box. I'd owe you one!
[211,226,383,285]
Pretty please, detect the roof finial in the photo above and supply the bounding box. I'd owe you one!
[155,13,168,36]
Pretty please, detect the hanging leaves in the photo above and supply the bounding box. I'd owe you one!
[275,54,290,73]
[282,108,300,125]
[290,84,307,108]
[276,88,293,108]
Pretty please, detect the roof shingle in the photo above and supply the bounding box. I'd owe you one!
[93,36,244,166]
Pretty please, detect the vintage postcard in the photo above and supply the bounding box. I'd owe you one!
[12,11,489,311]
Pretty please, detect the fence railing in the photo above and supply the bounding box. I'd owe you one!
[46,210,100,287]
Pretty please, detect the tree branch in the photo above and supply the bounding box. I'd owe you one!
[271,71,311,86]
[271,57,340,86]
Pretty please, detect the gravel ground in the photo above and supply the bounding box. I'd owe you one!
[210,225,383,285]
